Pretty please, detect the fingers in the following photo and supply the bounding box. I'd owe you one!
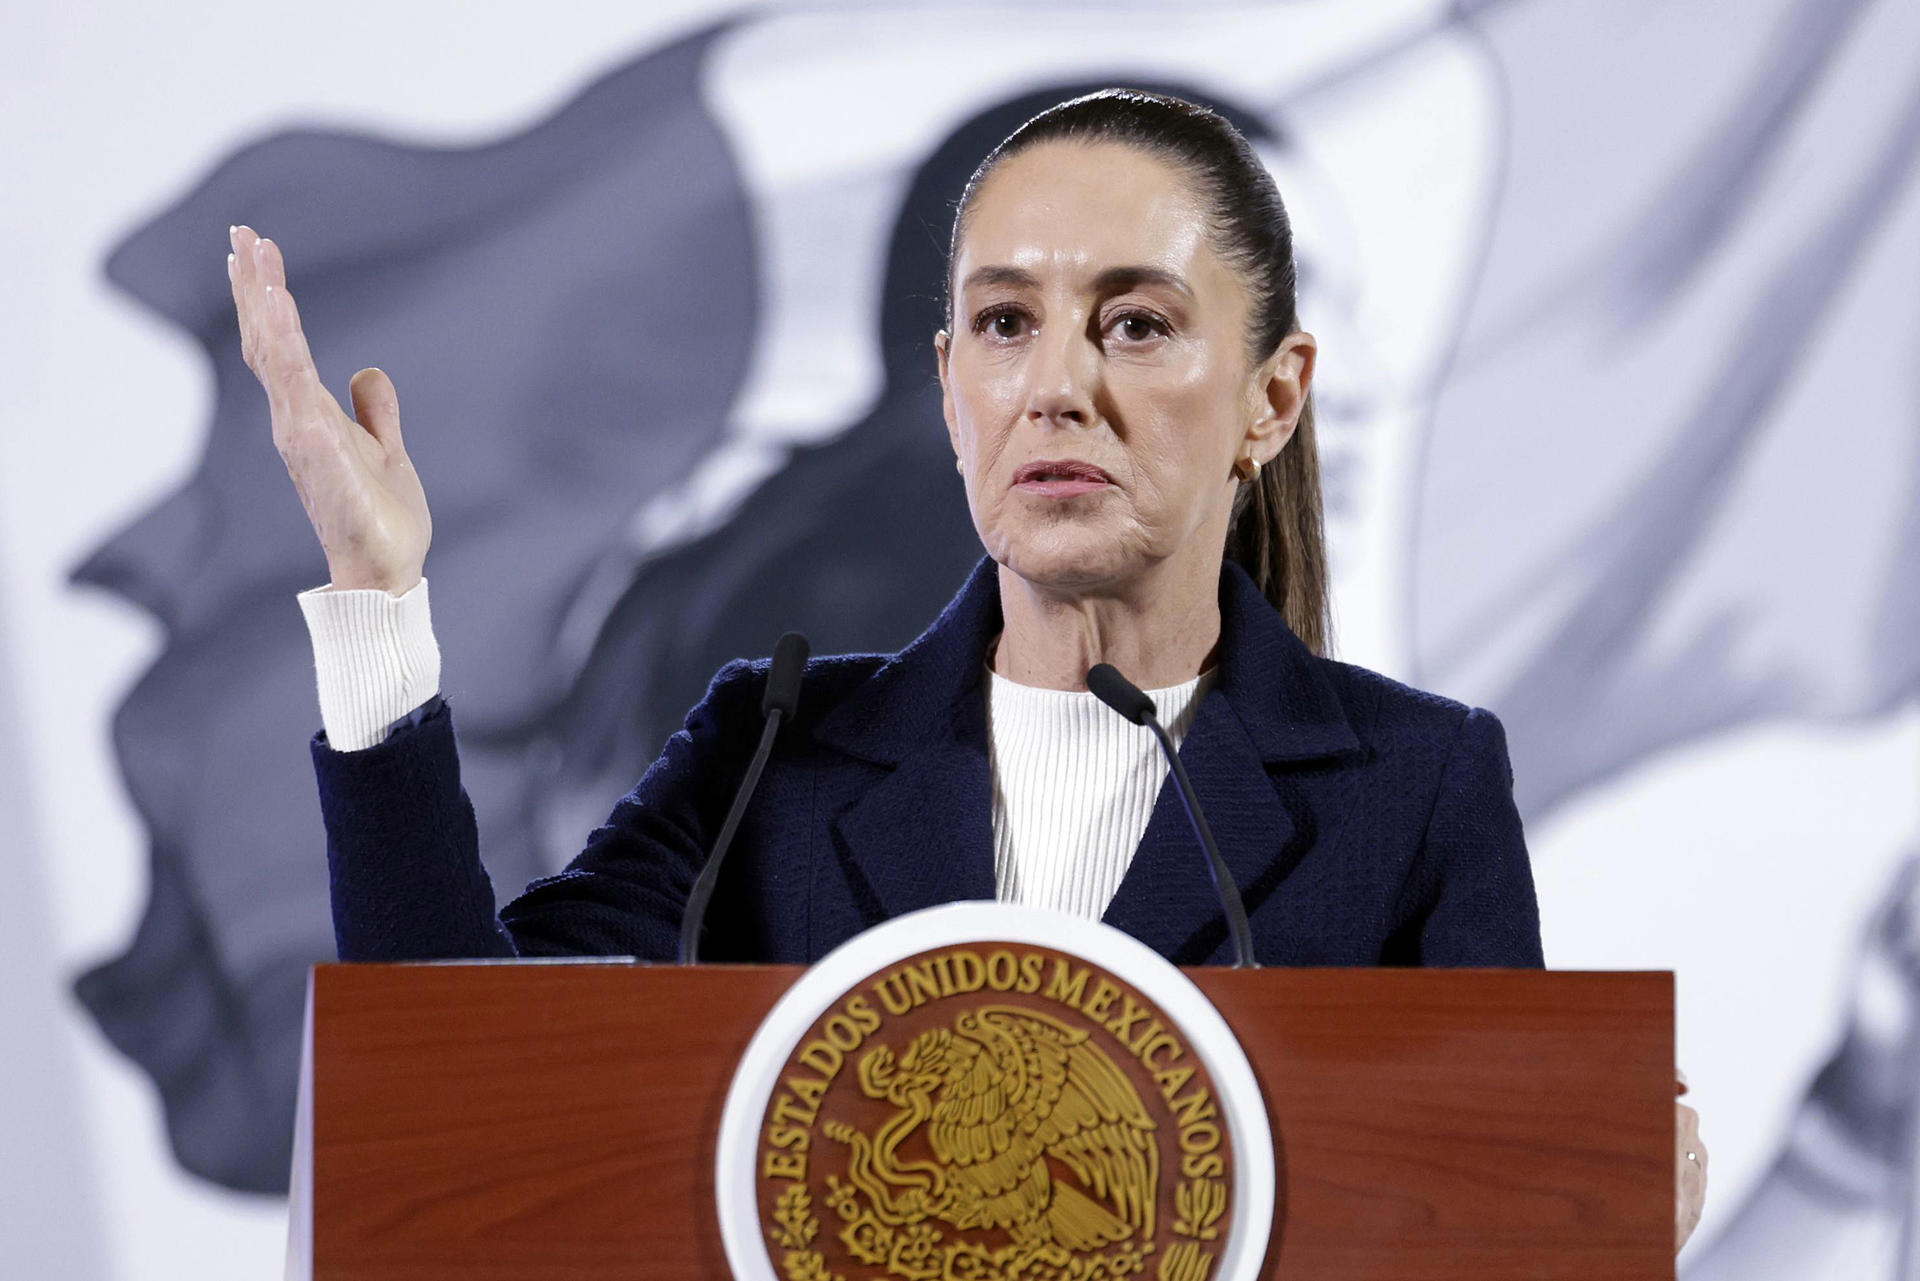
[228,225,330,437]
[349,367,405,453]
[254,234,328,423]
[1676,1100,1706,1176]
[229,224,269,368]
[226,240,249,364]
[1679,1102,1705,1169]
[1674,1099,1706,1253]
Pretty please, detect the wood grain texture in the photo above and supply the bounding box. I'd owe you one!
[311,965,1671,1280]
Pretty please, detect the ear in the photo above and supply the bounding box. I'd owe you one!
[1244,330,1317,467]
[935,328,963,462]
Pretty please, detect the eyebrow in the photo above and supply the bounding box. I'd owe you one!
[1094,266,1195,299]
[959,264,1195,299]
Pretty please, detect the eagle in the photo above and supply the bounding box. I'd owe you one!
[826,1004,1159,1251]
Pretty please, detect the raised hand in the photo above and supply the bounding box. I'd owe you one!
[228,224,431,594]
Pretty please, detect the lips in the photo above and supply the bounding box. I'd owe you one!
[1012,459,1114,498]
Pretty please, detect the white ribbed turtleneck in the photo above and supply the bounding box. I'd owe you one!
[986,663,1212,919]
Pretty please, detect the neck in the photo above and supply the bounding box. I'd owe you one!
[991,552,1223,692]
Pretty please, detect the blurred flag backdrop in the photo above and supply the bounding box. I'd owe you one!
[3,1,1916,1277]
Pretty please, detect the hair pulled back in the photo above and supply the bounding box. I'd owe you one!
[945,88,1331,656]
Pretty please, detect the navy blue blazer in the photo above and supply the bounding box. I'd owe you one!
[312,556,1543,968]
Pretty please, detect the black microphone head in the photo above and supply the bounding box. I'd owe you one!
[762,632,810,719]
[1086,662,1157,725]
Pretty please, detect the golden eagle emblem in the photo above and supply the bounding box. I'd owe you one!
[754,947,1236,1281]
[823,1005,1158,1252]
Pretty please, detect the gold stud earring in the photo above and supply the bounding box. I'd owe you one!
[1233,455,1261,482]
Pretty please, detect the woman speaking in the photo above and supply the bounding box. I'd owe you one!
[228,89,1702,1243]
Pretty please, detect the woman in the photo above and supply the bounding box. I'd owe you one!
[227,88,1704,1247]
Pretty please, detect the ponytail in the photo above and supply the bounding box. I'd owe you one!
[1226,391,1331,655]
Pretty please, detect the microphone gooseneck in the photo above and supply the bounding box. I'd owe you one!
[679,632,810,964]
[1086,662,1257,968]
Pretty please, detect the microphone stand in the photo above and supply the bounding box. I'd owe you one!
[678,632,809,964]
[1087,662,1257,968]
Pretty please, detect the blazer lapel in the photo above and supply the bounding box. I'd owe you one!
[826,689,997,920]
[1099,695,1295,962]
[813,556,1003,923]
[1102,563,1364,963]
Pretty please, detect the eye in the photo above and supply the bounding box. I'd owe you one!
[1108,309,1170,343]
[972,305,1031,341]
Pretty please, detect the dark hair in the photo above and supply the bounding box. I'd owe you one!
[944,88,1331,656]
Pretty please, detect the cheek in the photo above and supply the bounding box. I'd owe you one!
[1114,366,1238,510]
[949,352,1023,459]
[947,355,1012,531]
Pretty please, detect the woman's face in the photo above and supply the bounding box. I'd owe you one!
[937,139,1313,598]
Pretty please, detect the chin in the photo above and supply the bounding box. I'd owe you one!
[989,519,1148,595]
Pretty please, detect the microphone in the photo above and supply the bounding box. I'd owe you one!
[1087,662,1257,968]
[679,632,810,964]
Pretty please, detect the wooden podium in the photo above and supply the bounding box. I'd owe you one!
[286,963,1672,1279]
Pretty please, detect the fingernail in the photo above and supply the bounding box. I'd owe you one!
[227,252,235,276]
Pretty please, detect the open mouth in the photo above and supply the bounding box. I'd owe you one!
[1012,459,1114,497]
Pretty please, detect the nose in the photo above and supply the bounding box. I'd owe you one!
[1023,316,1098,429]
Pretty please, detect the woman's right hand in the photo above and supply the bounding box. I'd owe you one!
[228,224,431,595]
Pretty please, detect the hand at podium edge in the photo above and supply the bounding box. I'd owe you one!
[1676,1067,1707,1254]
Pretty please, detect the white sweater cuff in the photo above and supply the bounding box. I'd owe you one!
[295,577,442,752]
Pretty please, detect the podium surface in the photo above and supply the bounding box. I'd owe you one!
[297,964,1671,1279]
